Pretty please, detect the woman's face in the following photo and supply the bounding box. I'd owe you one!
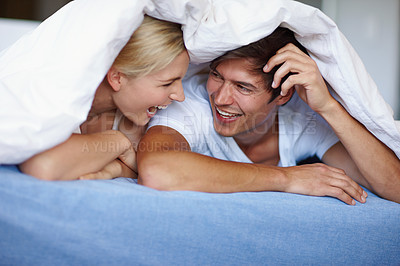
[112,51,189,126]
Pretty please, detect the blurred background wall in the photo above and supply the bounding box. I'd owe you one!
[1,0,399,118]
[299,0,400,119]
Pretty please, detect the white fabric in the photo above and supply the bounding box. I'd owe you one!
[149,74,339,166]
[0,0,398,164]
[277,90,339,166]
[0,0,150,164]
[112,110,124,131]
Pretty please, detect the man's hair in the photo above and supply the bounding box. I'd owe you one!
[210,27,308,103]
[112,15,185,78]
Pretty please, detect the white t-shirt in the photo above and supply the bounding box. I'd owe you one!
[149,74,339,167]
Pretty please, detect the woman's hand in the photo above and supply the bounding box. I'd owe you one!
[118,144,137,173]
[79,142,138,180]
[78,158,138,180]
[264,43,336,114]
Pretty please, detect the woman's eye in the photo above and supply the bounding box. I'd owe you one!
[162,82,174,87]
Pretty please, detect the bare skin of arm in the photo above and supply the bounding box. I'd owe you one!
[266,43,400,203]
[138,126,366,205]
[20,130,137,181]
[77,114,144,180]
[321,109,400,203]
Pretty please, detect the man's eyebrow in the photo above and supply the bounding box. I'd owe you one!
[213,68,258,89]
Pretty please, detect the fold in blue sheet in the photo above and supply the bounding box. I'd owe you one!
[0,165,399,265]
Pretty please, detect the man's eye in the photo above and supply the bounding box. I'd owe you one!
[210,70,221,79]
[237,85,252,94]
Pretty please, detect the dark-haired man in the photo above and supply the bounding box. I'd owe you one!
[137,27,400,204]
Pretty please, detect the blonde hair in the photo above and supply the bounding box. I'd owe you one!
[112,15,186,78]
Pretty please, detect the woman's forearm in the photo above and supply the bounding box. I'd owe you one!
[20,130,131,180]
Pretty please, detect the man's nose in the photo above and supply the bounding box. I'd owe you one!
[214,82,234,105]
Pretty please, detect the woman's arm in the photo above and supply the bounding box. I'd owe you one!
[137,126,366,205]
[19,130,134,181]
[265,43,400,203]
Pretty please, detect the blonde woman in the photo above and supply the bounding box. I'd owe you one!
[19,16,189,181]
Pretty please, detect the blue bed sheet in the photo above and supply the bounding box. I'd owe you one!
[0,165,399,265]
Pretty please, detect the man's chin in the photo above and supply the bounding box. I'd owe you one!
[213,122,237,137]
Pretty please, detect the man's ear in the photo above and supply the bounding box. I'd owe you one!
[276,87,295,106]
[107,67,123,92]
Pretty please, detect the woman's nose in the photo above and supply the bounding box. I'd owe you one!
[169,82,185,102]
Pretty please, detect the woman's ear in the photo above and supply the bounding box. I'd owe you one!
[276,87,295,106]
[107,67,123,92]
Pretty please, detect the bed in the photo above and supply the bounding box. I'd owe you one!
[0,0,399,264]
[1,165,399,265]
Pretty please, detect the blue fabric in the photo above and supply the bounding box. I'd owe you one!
[0,165,399,265]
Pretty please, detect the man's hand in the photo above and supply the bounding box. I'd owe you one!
[281,163,368,205]
[264,43,336,114]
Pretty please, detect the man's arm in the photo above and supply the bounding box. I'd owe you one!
[321,104,400,203]
[19,130,136,180]
[137,126,366,205]
[265,43,400,203]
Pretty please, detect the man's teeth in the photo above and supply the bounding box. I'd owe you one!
[156,105,168,110]
[216,107,240,117]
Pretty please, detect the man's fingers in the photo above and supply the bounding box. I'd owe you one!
[297,163,367,205]
[324,186,356,205]
[264,43,306,72]
[276,43,306,55]
[264,46,309,73]
[327,177,366,204]
[315,163,366,204]
[321,163,368,202]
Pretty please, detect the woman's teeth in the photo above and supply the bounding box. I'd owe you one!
[147,106,157,115]
[147,105,168,115]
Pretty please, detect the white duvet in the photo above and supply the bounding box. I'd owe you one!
[0,0,398,164]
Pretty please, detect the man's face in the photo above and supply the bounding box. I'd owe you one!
[206,58,279,137]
